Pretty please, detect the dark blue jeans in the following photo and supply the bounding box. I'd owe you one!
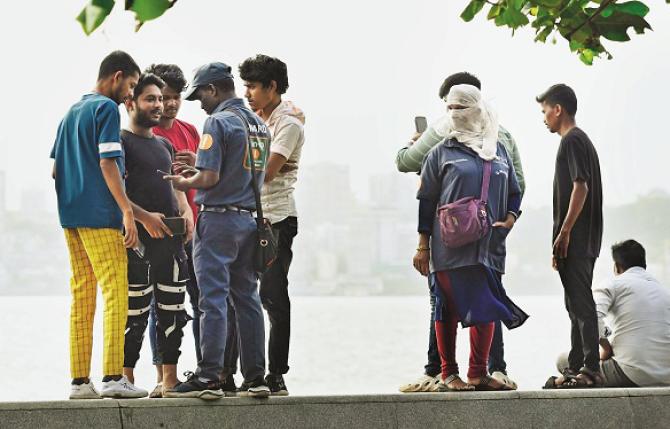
[426,274,507,376]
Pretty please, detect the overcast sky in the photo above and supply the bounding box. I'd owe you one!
[1,0,669,210]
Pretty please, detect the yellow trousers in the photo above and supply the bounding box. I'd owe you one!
[64,228,128,379]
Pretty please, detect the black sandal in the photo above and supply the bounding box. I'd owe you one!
[543,368,577,389]
[472,375,513,391]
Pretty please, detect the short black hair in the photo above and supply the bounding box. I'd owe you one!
[145,64,187,92]
[536,84,578,117]
[611,240,647,271]
[211,77,235,93]
[133,73,165,99]
[438,72,481,99]
[239,55,289,94]
[98,50,140,80]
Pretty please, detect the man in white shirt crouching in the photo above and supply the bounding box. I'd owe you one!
[557,239,670,387]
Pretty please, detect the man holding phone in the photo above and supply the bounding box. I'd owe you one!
[120,72,194,396]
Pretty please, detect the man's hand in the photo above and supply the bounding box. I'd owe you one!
[553,228,571,259]
[122,211,139,249]
[175,150,197,167]
[164,174,191,192]
[279,163,298,173]
[493,213,516,230]
[171,162,198,178]
[411,132,423,142]
[140,212,173,239]
[413,249,430,277]
[182,211,194,243]
[599,338,614,361]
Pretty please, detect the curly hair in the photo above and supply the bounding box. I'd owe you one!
[145,64,187,93]
[239,55,289,94]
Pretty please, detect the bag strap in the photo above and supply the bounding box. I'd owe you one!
[224,108,264,227]
[480,160,492,202]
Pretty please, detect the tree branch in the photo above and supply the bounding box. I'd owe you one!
[566,0,617,39]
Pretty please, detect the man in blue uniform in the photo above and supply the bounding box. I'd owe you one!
[163,62,271,399]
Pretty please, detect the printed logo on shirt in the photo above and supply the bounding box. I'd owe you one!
[199,134,213,150]
[243,134,270,171]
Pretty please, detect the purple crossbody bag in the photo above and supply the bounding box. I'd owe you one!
[437,160,492,248]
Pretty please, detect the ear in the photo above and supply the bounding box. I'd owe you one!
[113,70,124,84]
[269,80,278,94]
[554,104,563,117]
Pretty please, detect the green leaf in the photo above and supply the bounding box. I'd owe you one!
[593,10,652,41]
[579,49,595,65]
[511,0,527,11]
[76,0,115,35]
[126,0,175,23]
[534,0,564,8]
[460,0,485,22]
[501,5,530,28]
[615,1,650,17]
[535,25,553,42]
[488,4,503,19]
[569,39,584,52]
[601,4,615,18]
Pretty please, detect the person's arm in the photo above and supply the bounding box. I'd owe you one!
[264,120,301,183]
[493,146,522,229]
[176,190,194,243]
[553,180,588,258]
[99,158,137,248]
[593,281,616,359]
[396,125,443,173]
[413,148,441,277]
[499,126,525,196]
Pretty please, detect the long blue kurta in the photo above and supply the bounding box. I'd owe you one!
[417,138,527,328]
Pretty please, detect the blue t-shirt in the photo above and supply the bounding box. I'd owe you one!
[195,98,270,209]
[50,93,125,229]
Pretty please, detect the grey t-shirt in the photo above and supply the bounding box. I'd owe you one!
[195,98,270,209]
[417,139,521,273]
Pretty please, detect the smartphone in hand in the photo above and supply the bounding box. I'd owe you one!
[163,217,186,236]
[415,116,428,133]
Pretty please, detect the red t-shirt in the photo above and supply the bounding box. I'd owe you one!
[153,119,200,220]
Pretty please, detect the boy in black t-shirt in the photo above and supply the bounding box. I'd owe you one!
[121,73,194,396]
[537,84,604,388]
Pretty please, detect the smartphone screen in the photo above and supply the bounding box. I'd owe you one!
[415,116,428,133]
[163,217,186,236]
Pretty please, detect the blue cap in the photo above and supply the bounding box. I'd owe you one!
[184,62,233,100]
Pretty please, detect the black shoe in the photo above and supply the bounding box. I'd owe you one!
[163,371,223,400]
[265,374,289,396]
[238,376,270,398]
[220,374,237,397]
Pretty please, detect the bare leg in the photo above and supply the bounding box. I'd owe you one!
[154,364,164,384]
[162,364,179,390]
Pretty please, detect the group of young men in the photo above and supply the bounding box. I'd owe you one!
[396,74,670,391]
[51,50,305,400]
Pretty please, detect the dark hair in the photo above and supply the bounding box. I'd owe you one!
[98,50,140,80]
[239,54,289,94]
[536,84,578,117]
[438,72,481,99]
[133,73,165,99]
[211,77,235,93]
[144,64,186,92]
[611,240,647,271]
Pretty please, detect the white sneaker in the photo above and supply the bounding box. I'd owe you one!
[399,374,441,393]
[491,371,518,390]
[101,376,148,398]
[69,381,101,399]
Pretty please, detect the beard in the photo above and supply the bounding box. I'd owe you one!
[136,109,161,128]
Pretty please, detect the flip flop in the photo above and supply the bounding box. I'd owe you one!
[437,374,475,392]
[472,375,513,391]
[559,369,605,389]
[399,374,438,393]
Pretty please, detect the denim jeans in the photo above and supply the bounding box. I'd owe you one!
[193,211,265,382]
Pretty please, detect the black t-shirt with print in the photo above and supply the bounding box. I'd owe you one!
[121,129,179,225]
[553,127,603,258]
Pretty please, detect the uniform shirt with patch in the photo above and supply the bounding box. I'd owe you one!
[553,127,603,258]
[50,93,125,229]
[195,98,270,209]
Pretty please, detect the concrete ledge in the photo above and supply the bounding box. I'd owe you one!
[2,389,669,428]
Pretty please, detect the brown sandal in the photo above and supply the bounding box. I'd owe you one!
[438,374,475,392]
[471,375,513,391]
